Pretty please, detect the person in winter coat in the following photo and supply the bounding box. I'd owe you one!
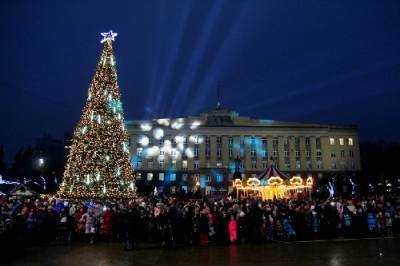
[81,208,96,244]
[102,208,114,241]
[228,215,237,243]
[199,210,209,247]
[124,204,141,250]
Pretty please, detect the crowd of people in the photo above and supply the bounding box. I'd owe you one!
[1,194,400,250]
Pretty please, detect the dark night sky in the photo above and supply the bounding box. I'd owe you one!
[1,0,400,161]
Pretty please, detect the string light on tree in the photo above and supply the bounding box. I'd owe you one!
[58,31,136,199]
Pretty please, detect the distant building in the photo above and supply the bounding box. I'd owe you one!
[126,106,361,194]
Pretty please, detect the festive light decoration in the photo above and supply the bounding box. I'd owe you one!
[100,30,118,43]
[234,175,313,201]
[58,32,136,200]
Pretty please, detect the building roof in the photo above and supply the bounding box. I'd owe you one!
[126,107,358,132]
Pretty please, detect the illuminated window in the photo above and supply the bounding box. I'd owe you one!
[159,173,164,181]
[217,136,222,144]
[182,174,188,181]
[330,138,335,145]
[273,137,279,146]
[250,136,256,145]
[169,173,176,181]
[339,138,344,146]
[147,173,153,181]
[228,137,233,145]
[262,161,268,169]
[284,160,290,169]
[159,160,164,169]
[306,161,312,170]
[306,150,311,158]
[283,137,289,145]
[194,146,199,157]
[137,147,143,156]
[182,160,188,170]
[348,138,354,146]
[284,150,289,158]
[273,150,278,157]
[171,148,177,158]
[171,160,176,168]
[251,160,257,169]
[217,147,222,159]
[194,174,200,181]
[316,137,321,146]
[194,161,199,169]
[295,150,301,158]
[160,149,164,156]
[228,148,233,158]
[262,137,267,145]
[216,162,222,168]
[317,161,323,169]
[216,174,223,183]
[296,161,301,169]
[262,149,267,158]
[250,148,256,157]
[316,150,322,158]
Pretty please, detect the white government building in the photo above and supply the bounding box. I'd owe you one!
[126,105,361,193]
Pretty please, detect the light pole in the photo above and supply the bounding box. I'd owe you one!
[38,157,46,191]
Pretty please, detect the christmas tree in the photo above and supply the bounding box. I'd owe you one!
[58,31,136,199]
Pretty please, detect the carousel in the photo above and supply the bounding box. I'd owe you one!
[233,165,313,201]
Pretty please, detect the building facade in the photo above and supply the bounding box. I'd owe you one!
[126,107,361,194]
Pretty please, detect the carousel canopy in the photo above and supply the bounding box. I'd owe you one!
[257,165,289,181]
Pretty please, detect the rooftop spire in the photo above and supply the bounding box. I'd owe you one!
[216,81,221,110]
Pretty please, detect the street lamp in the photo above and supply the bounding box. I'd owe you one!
[38,158,44,167]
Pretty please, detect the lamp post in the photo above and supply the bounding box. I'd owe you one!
[38,157,46,191]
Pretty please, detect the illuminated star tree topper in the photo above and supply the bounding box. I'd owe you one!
[101,30,118,43]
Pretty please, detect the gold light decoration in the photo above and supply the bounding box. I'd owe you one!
[58,32,136,200]
[233,174,313,201]
[268,176,284,186]
[234,179,243,187]
[247,177,261,187]
[306,176,313,187]
[289,176,303,186]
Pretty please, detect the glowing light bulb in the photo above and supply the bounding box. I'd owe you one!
[153,128,164,140]
[185,148,194,158]
[140,123,152,131]
[190,120,201,130]
[138,135,149,146]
